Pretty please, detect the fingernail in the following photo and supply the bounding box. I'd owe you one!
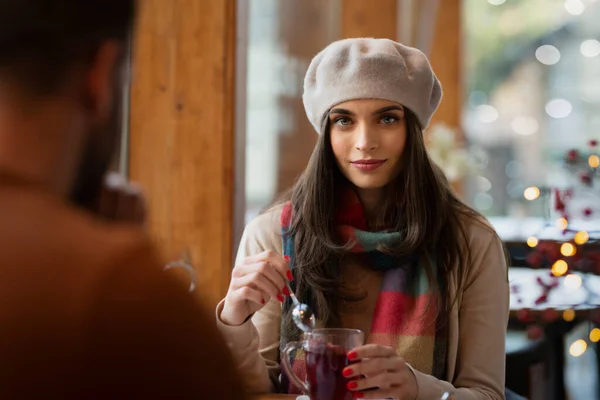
[284,255,290,262]
[261,299,265,305]
[342,368,354,377]
[282,287,291,296]
[277,294,284,302]
[347,351,358,361]
[286,270,294,281]
[347,381,358,390]
[352,392,364,398]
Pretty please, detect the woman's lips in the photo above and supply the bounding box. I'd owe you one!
[350,159,387,171]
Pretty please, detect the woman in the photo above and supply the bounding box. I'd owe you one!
[217,38,509,400]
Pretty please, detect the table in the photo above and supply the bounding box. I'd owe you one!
[508,267,600,400]
[509,267,600,312]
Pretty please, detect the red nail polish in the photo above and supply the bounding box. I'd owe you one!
[352,392,364,398]
[347,351,358,361]
[342,368,353,377]
[277,294,284,302]
[286,270,294,281]
[347,381,358,390]
[284,255,290,262]
[261,299,265,305]
[282,287,291,296]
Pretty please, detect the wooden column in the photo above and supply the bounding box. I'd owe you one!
[128,0,236,307]
[341,0,397,38]
[428,0,461,129]
[426,0,462,194]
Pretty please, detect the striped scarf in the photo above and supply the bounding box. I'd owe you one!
[279,191,447,393]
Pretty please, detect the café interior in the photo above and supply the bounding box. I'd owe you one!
[124,0,600,399]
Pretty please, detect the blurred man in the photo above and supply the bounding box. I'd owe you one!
[0,0,246,398]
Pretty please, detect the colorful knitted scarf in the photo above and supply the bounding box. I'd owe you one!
[279,190,447,393]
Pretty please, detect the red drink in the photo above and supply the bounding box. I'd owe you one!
[281,328,364,399]
[305,345,352,400]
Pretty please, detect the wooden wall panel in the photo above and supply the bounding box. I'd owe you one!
[341,0,397,39]
[428,0,462,130]
[128,0,236,307]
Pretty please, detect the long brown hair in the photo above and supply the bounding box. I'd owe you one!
[275,108,490,345]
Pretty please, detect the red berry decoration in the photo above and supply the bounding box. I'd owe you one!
[534,294,548,305]
[581,173,592,185]
[584,208,593,217]
[566,149,579,163]
[517,309,533,323]
[542,309,559,323]
[590,139,598,147]
[527,325,543,340]
[554,189,566,211]
[526,252,543,267]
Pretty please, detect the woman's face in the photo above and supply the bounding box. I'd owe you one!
[328,99,407,194]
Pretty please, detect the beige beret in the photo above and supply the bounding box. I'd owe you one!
[302,38,443,133]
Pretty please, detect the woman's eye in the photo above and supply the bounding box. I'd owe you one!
[380,115,398,124]
[334,117,351,126]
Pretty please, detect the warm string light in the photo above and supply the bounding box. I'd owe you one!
[574,231,589,245]
[569,339,587,357]
[589,155,600,169]
[563,309,576,322]
[527,236,538,247]
[524,186,540,200]
[552,260,569,276]
[590,328,600,343]
[560,242,576,257]
[556,218,569,230]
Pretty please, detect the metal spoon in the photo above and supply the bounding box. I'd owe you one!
[284,279,315,332]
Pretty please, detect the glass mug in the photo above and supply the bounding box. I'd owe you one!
[281,328,365,400]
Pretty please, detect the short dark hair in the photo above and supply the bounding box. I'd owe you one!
[0,0,136,95]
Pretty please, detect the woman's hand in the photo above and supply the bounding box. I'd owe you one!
[220,250,292,326]
[343,344,418,400]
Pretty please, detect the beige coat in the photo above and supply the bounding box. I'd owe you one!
[217,204,509,399]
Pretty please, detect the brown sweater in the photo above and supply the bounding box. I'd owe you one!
[217,204,509,400]
[0,183,247,399]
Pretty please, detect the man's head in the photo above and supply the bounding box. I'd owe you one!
[0,0,136,207]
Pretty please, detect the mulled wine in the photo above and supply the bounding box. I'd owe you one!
[305,345,352,400]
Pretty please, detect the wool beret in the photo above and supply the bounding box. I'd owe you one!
[302,38,443,133]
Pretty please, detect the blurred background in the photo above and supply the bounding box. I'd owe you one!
[127,1,600,398]
[243,0,600,226]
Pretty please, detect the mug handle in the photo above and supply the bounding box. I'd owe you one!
[281,341,309,394]
[163,248,197,293]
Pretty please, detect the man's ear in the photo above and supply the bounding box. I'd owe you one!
[83,41,123,121]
